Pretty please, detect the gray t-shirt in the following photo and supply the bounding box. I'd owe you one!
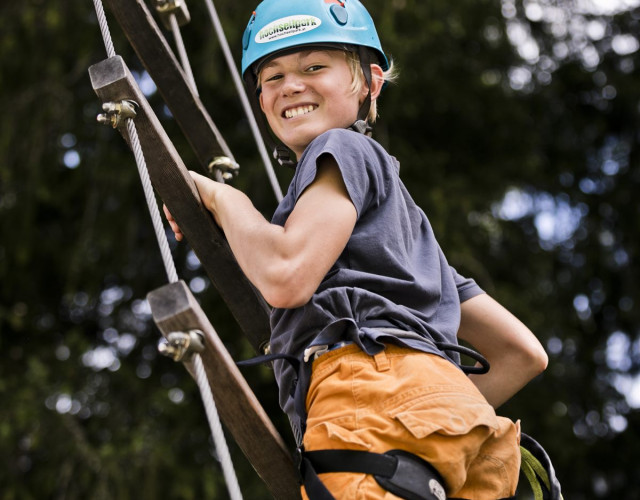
[270,128,483,418]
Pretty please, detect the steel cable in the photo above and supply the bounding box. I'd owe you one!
[202,0,283,202]
[126,119,179,284]
[169,12,200,96]
[193,354,244,500]
[92,3,243,497]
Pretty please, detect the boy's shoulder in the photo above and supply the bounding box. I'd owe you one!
[307,128,387,155]
[300,128,399,182]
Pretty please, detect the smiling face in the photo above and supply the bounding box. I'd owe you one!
[258,49,369,158]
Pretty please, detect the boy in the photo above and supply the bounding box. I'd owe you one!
[166,0,548,498]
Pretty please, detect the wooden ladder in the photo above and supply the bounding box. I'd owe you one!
[88,1,300,497]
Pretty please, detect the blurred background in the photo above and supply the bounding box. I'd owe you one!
[1,0,639,498]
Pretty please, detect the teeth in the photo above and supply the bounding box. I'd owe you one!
[285,105,315,119]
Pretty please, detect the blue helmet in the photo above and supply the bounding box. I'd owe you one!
[241,0,389,80]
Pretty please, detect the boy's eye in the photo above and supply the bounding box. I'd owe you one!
[263,73,282,83]
[306,64,325,72]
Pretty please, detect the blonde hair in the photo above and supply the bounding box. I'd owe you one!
[344,50,398,124]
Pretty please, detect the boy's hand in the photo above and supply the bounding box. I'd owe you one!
[163,171,228,242]
[163,204,184,241]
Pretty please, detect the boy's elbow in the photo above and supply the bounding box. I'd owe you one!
[535,347,549,374]
[263,287,312,309]
[525,341,549,377]
[259,262,315,309]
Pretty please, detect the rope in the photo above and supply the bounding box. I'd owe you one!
[169,13,200,96]
[193,354,244,500]
[202,0,283,202]
[92,3,243,496]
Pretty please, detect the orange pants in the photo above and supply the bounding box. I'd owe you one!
[301,344,521,500]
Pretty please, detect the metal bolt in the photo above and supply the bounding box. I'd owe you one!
[208,156,240,181]
[155,0,190,29]
[96,100,138,129]
[158,329,205,362]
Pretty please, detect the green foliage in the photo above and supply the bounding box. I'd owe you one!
[1,0,639,498]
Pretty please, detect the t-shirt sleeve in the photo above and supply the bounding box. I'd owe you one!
[293,129,387,217]
[450,266,485,302]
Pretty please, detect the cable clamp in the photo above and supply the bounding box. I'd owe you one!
[158,329,205,362]
[208,156,240,181]
[155,0,191,30]
[97,100,138,129]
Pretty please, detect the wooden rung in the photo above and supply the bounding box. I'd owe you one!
[148,280,301,500]
[103,0,232,170]
[88,55,271,353]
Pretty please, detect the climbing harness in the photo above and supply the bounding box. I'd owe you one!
[301,449,448,500]
[238,334,493,499]
[239,331,565,500]
[300,437,564,500]
[91,1,244,498]
[297,433,564,500]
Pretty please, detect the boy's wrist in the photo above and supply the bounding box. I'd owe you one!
[209,182,243,225]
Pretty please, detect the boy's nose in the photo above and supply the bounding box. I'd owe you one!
[281,74,305,96]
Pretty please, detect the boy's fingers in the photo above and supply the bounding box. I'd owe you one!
[163,204,173,221]
[163,203,184,241]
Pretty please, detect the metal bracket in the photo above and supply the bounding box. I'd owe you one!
[261,341,271,356]
[208,156,240,181]
[96,100,138,129]
[158,329,205,362]
[155,0,191,30]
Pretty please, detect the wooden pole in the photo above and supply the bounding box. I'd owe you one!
[103,0,233,170]
[89,56,271,353]
[148,281,301,500]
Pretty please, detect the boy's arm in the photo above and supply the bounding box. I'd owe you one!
[457,293,548,408]
[168,155,356,309]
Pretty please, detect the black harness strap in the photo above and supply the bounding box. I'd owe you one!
[435,342,490,375]
[235,352,300,372]
[302,448,448,500]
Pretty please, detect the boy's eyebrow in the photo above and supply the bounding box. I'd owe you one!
[261,50,332,72]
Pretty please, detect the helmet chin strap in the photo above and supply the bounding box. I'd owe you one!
[348,45,373,137]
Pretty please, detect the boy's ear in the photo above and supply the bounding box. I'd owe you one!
[369,64,385,101]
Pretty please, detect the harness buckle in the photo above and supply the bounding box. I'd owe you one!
[303,345,329,362]
[373,449,446,500]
